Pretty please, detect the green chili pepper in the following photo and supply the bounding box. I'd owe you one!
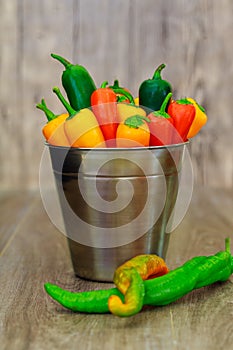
[139,63,172,111]
[44,238,233,317]
[109,80,135,105]
[51,53,96,111]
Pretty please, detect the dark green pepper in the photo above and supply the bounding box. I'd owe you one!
[139,63,172,111]
[51,53,96,111]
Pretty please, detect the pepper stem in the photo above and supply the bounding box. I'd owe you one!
[53,87,77,116]
[152,63,166,80]
[160,92,172,113]
[51,53,73,69]
[111,87,135,105]
[124,115,150,129]
[110,80,120,89]
[225,237,231,254]
[100,81,108,88]
[36,99,57,122]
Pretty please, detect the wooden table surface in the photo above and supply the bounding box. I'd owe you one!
[0,187,232,350]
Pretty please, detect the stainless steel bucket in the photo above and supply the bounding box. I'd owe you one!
[48,143,187,282]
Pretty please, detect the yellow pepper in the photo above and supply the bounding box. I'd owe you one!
[53,87,105,148]
[117,102,146,123]
[134,97,139,106]
[36,99,70,146]
[65,109,106,148]
[187,98,208,138]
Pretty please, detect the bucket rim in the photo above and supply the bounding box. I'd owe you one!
[45,140,189,152]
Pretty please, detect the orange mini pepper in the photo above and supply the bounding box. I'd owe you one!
[186,97,208,138]
[53,87,105,148]
[116,115,150,148]
[36,99,70,146]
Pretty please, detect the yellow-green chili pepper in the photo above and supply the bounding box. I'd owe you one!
[108,254,169,317]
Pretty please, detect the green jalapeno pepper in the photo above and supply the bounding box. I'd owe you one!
[44,238,233,317]
[51,53,96,111]
[139,63,172,111]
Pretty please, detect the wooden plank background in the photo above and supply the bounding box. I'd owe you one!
[0,0,232,190]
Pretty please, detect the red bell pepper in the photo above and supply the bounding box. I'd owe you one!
[148,92,174,146]
[91,81,118,146]
[167,98,196,143]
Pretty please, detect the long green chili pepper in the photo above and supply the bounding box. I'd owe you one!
[51,53,96,111]
[44,238,233,317]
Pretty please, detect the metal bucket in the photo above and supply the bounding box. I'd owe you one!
[48,143,187,282]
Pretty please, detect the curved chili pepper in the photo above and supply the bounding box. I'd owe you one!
[108,254,169,317]
[167,97,196,142]
[109,80,135,105]
[148,92,175,146]
[36,99,70,146]
[53,87,105,148]
[91,81,118,147]
[44,238,233,316]
[139,63,172,111]
[109,80,133,104]
[51,53,96,111]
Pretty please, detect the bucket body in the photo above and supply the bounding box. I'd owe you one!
[48,144,186,281]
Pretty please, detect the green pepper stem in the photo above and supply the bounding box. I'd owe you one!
[36,99,57,122]
[196,101,206,113]
[160,92,172,113]
[51,53,72,69]
[53,87,77,116]
[225,237,231,254]
[111,87,135,105]
[124,115,150,129]
[152,63,166,80]
[110,80,120,89]
[176,98,193,105]
[100,81,108,88]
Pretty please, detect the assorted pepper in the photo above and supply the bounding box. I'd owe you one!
[167,97,196,143]
[147,92,174,146]
[37,55,208,148]
[91,81,118,146]
[139,63,172,111]
[186,97,208,138]
[53,87,105,148]
[51,53,96,111]
[45,238,233,317]
[116,115,151,148]
[36,99,70,147]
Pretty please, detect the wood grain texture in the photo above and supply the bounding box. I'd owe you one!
[0,0,233,190]
[0,188,232,349]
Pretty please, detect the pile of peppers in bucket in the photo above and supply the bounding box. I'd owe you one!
[37,54,208,148]
[45,238,233,317]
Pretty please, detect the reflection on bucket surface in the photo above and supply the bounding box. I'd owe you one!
[48,143,187,282]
